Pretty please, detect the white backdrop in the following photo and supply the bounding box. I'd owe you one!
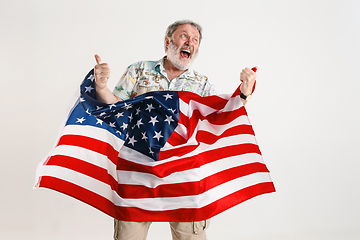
[1,0,359,239]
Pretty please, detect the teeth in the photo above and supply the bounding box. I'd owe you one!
[181,48,191,54]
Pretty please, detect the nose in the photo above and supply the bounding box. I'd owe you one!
[184,38,190,46]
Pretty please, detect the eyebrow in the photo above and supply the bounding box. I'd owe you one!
[180,30,199,38]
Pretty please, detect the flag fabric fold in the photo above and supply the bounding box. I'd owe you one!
[35,69,275,222]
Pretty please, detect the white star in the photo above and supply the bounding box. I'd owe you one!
[163,93,173,100]
[88,74,95,81]
[120,122,128,130]
[128,136,137,146]
[149,147,154,155]
[115,112,124,118]
[86,109,91,115]
[145,104,155,112]
[116,130,122,135]
[149,116,159,126]
[153,131,163,141]
[141,132,148,141]
[96,106,103,110]
[99,112,106,117]
[109,122,116,128]
[164,115,175,125]
[168,108,176,113]
[135,107,141,115]
[80,97,85,102]
[145,96,154,99]
[128,114,133,121]
[122,103,133,110]
[96,119,103,125]
[136,118,143,128]
[85,85,94,93]
[76,117,85,124]
[109,104,116,109]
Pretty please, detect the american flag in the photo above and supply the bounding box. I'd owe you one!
[35,69,275,222]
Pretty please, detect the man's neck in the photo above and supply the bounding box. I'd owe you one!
[163,58,187,81]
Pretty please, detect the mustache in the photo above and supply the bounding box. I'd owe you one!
[169,39,194,56]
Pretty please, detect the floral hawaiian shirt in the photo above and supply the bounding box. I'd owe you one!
[113,57,217,100]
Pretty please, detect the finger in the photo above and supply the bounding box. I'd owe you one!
[94,54,102,65]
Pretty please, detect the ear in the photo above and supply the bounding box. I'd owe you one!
[165,37,170,49]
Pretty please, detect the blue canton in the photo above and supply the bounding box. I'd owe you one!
[68,69,181,161]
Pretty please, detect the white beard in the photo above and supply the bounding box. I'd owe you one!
[166,40,197,71]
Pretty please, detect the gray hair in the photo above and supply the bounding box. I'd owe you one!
[164,20,203,52]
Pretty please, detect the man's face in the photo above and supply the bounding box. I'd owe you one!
[166,24,200,70]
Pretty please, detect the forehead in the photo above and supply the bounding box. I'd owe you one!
[173,24,200,38]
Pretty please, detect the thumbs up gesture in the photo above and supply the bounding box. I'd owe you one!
[94,54,111,91]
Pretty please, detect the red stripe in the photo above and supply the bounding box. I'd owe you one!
[195,125,255,145]
[118,143,262,178]
[39,176,120,220]
[45,155,119,192]
[57,134,119,164]
[159,141,261,164]
[178,103,247,127]
[39,176,274,222]
[205,106,248,125]
[178,91,235,110]
[112,182,275,222]
[166,130,187,146]
[117,162,269,198]
[178,106,248,142]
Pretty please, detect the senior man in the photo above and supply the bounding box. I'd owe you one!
[93,20,257,240]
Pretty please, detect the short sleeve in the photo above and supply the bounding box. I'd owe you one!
[112,65,138,100]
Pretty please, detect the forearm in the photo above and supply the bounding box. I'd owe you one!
[96,87,123,104]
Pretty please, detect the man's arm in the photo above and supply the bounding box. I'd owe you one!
[239,67,257,105]
[94,54,123,104]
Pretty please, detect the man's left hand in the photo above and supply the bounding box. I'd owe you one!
[240,67,257,96]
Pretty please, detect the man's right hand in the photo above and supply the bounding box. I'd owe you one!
[94,54,110,90]
[93,54,122,104]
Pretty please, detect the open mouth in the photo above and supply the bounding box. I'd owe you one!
[180,49,192,59]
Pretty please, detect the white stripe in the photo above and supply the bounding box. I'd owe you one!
[179,99,218,119]
[163,133,258,161]
[39,165,271,210]
[179,94,241,119]
[173,123,188,140]
[120,133,258,166]
[173,94,246,146]
[197,115,250,132]
[116,172,272,210]
[62,124,124,151]
[38,165,124,203]
[117,152,264,186]
[221,95,243,112]
[169,111,250,148]
[50,145,118,181]
[118,145,157,164]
